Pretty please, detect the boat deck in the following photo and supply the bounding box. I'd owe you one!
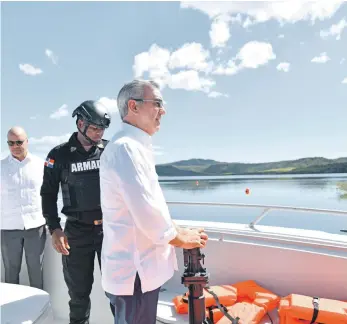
[2,202,347,324]
[51,288,280,324]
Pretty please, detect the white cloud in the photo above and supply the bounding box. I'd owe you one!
[208,91,229,98]
[213,59,239,75]
[180,1,344,24]
[342,77,347,84]
[181,1,344,49]
[277,62,290,72]
[320,18,347,40]
[97,97,119,115]
[210,16,231,48]
[45,49,58,64]
[214,41,276,76]
[238,41,276,68]
[133,43,215,94]
[168,42,212,72]
[242,16,254,28]
[29,134,71,152]
[311,52,330,63]
[341,58,346,64]
[133,44,171,79]
[169,70,215,93]
[50,104,68,119]
[230,13,242,25]
[134,39,276,94]
[19,63,43,76]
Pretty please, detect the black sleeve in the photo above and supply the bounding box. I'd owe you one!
[40,148,62,234]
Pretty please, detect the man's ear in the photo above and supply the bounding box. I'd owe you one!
[127,99,139,114]
[77,119,85,130]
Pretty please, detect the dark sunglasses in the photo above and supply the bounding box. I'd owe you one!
[7,140,25,146]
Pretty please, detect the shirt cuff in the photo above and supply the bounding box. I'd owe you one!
[48,223,62,235]
[156,225,178,245]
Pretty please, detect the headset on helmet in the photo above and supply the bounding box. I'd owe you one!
[72,100,111,145]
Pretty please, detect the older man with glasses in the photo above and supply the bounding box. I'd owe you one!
[1,126,47,289]
[100,79,208,324]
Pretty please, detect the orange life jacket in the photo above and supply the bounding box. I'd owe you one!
[173,280,279,324]
[216,303,267,324]
[278,294,347,324]
[172,285,237,314]
[232,280,279,312]
[216,280,280,324]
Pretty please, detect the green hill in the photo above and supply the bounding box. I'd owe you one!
[155,157,347,176]
[155,164,203,176]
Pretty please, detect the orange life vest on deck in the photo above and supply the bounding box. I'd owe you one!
[278,294,347,324]
[173,280,280,324]
[216,280,280,324]
[172,285,238,314]
[232,280,279,312]
[216,302,267,324]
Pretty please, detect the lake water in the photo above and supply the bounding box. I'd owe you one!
[158,174,347,235]
[57,173,347,235]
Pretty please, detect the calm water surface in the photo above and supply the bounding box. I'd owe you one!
[159,174,347,235]
[58,174,347,235]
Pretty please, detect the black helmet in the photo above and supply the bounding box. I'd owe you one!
[72,100,111,145]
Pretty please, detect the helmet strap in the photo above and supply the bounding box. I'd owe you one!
[76,119,100,146]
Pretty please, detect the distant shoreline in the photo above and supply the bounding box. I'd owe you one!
[155,157,347,177]
[158,172,347,181]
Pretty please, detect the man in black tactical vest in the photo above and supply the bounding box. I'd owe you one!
[40,100,115,324]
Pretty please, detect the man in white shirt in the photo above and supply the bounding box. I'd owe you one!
[1,126,46,289]
[100,79,208,324]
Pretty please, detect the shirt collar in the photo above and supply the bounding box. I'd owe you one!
[121,122,152,147]
[8,152,32,164]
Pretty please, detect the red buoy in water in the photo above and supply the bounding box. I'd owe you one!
[245,188,250,194]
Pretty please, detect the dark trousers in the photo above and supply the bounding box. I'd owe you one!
[106,273,161,324]
[62,220,115,324]
[1,225,46,289]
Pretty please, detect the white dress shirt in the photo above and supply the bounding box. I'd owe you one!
[1,152,46,230]
[100,122,178,296]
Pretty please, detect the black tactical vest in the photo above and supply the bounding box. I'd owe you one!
[57,134,107,223]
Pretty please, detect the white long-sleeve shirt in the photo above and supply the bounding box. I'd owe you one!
[1,152,46,230]
[100,122,178,296]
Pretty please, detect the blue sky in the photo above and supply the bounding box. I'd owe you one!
[1,1,347,164]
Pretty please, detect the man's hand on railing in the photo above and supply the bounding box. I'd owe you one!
[170,227,208,249]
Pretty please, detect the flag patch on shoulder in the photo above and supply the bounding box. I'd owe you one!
[44,158,55,168]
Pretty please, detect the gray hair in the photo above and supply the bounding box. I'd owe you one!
[117,79,160,120]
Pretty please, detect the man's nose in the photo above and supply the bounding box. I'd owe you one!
[160,107,166,115]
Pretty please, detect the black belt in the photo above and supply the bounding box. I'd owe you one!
[66,216,102,225]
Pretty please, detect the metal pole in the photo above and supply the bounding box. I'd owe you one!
[181,248,210,324]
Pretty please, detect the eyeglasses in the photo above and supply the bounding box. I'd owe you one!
[7,140,25,146]
[130,98,165,109]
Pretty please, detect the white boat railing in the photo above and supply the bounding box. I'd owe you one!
[166,201,347,231]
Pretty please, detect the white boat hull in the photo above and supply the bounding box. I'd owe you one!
[2,219,347,323]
